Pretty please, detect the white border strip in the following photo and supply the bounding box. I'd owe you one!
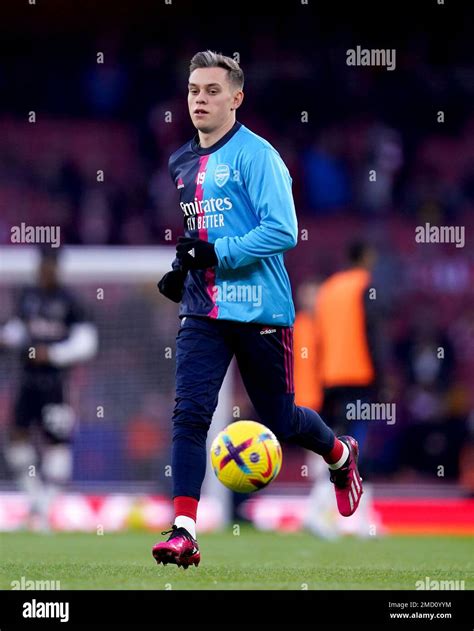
[0,246,175,283]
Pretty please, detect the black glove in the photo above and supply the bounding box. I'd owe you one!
[157,269,187,303]
[176,236,218,270]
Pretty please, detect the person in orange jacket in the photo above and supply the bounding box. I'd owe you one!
[294,279,324,413]
[303,241,383,537]
[315,240,381,452]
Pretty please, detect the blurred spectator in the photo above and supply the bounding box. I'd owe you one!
[395,309,468,479]
[357,124,403,214]
[302,127,351,213]
[81,33,129,116]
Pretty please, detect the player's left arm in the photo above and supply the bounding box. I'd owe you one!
[214,148,298,270]
[47,296,98,368]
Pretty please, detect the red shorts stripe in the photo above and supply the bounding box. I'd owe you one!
[282,328,294,394]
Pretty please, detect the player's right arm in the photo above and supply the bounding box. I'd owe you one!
[157,262,187,303]
[157,157,188,302]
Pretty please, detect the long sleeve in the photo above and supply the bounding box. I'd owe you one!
[214,148,298,270]
[47,323,98,367]
[0,318,29,348]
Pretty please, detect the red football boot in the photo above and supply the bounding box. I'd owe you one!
[152,525,200,569]
[329,435,363,517]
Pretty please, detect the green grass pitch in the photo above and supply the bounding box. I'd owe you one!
[0,528,472,590]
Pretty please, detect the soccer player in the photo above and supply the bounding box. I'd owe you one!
[0,247,98,530]
[154,51,363,568]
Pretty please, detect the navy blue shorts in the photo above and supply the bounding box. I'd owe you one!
[13,372,75,444]
[174,316,295,435]
[172,316,334,498]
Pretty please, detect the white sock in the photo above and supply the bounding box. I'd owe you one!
[41,444,72,484]
[327,442,349,470]
[39,444,73,526]
[5,442,43,513]
[174,515,196,538]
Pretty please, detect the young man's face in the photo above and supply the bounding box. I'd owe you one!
[188,67,242,133]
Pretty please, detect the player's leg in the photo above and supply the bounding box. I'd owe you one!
[235,323,363,516]
[4,381,44,528]
[38,376,75,530]
[235,323,336,452]
[305,387,370,535]
[322,386,372,467]
[152,316,233,568]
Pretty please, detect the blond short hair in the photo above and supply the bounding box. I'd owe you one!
[189,50,244,90]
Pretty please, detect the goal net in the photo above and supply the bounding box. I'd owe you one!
[0,246,233,527]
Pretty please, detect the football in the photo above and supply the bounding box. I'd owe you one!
[210,420,283,493]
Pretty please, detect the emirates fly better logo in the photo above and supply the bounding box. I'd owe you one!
[180,197,233,231]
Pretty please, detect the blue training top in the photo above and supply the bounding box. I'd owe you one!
[169,121,298,326]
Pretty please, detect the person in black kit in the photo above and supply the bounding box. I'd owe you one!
[0,248,98,530]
